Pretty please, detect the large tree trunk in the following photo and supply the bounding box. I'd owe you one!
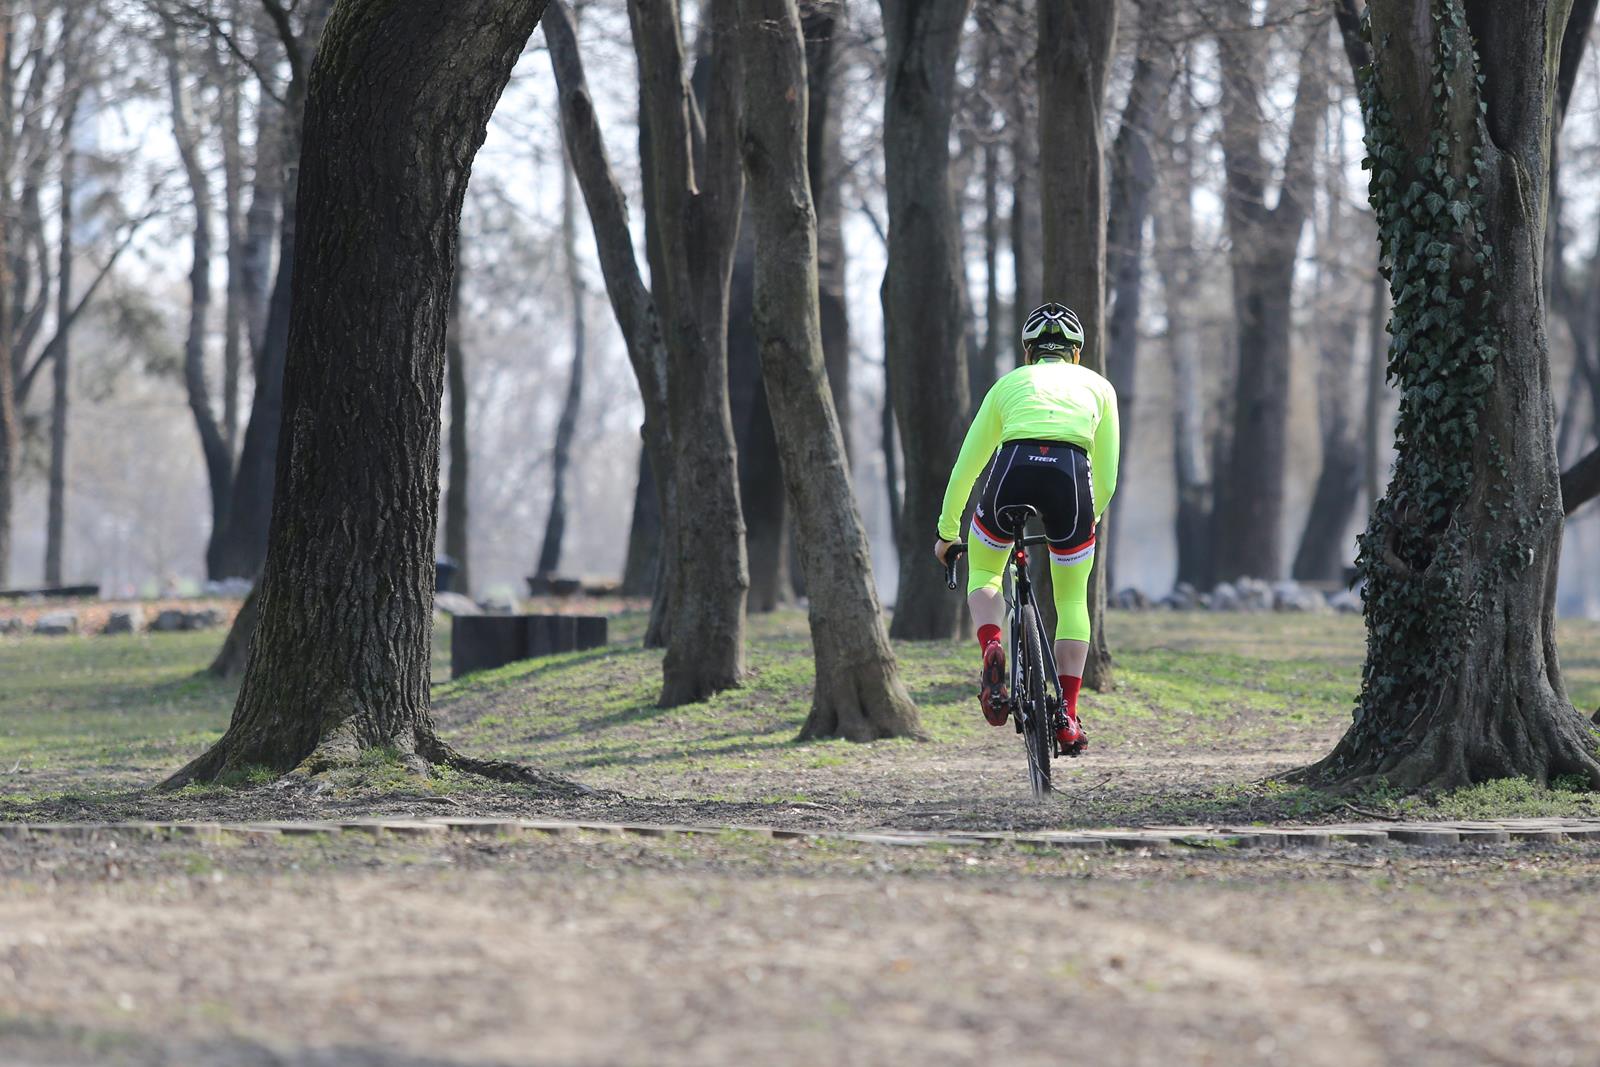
[880,0,972,640]
[543,0,674,645]
[1039,0,1116,689]
[165,0,554,788]
[629,0,749,704]
[168,39,237,583]
[44,68,78,588]
[210,0,333,582]
[1303,0,1600,792]
[803,0,851,460]
[1102,8,1172,588]
[739,0,922,741]
[535,154,587,582]
[1210,6,1322,584]
[443,265,471,595]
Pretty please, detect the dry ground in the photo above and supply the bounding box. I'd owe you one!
[5,831,1600,1066]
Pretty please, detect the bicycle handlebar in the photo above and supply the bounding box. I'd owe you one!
[943,543,967,590]
[942,534,1055,591]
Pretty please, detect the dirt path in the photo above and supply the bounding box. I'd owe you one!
[4,833,1600,1066]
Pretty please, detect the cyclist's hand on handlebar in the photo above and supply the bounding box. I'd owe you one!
[937,540,966,590]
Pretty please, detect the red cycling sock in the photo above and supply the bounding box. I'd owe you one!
[977,624,1002,650]
[1060,674,1082,715]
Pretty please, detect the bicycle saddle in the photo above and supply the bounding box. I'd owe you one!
[996,504,1039,533]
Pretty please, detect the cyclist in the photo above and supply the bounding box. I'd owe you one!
[933,302,1119,753]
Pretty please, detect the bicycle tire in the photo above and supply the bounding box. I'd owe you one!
[1019,604,1052,797]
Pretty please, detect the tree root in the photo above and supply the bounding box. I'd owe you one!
[160,722,593,798]
[1288,691,1600,796]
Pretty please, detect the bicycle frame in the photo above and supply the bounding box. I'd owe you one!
[1003,536,1063,734]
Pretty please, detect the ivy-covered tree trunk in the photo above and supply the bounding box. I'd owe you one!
[166,0,555,788]
[1304,0,1600,791]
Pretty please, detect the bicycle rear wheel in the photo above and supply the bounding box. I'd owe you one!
[1019,604,1052,797]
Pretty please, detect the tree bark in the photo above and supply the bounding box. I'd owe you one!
[1009,73,1041,361]
[1039,0,1116,689]
[443,263,471,595]
[165,0,556,788]
[542,0,675,642]
[535,153,587,582]
[1303,0,1600,792]
[629,0,749,704]
[739,0,922,740]
[210,0,334,581]
[1211,5,1323,584]
[167,35,237,583]
[880,0,972,640]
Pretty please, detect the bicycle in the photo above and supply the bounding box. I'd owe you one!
[942,507,1077,798]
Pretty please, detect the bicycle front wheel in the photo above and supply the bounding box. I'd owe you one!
[1019,604,1052,797]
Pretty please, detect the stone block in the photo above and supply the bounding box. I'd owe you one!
[33,611,78,636]
[103,608,145,635]
[451,613,608,678]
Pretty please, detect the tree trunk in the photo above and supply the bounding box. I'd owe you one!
[443,263,471,595]
[44,73,78,588]
[1102,8,1172,588]
[210,0,334,582]
[1211,6,1323,584]
[164,0,556,789]
[215,27,246,454]
[535,154,587,581]
[208,582,258,680]
[1039,0,1116,689]
[739,0,922,740]
[241,30,283,366]
[1363,271,1389,514]
[1156,63,1214,592]
[0,1,11,587]
[621,449,661,595]
[880,0,972,640]
[1302,0,1600,792]
[629,0,749,704]
[168,39,237,583]
[1293,101,1365,583]
[542,0,675,643]
[1009,76,1041,360]
[729,197,791,611]
[803,0,851,461]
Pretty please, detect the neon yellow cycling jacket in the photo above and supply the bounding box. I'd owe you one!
[937,359,1120,542]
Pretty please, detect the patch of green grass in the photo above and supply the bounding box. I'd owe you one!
[1399,777,1600,821]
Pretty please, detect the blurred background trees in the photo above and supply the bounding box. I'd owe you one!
[5,0,1600,628]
